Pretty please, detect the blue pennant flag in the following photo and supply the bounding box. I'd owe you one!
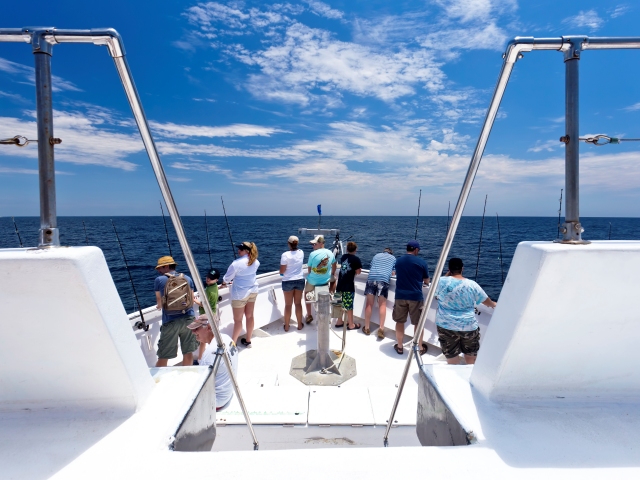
[317,204,322,216]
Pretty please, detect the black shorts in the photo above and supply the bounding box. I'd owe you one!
[437,326,480,359]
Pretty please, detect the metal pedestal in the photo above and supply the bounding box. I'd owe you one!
[290,288,356,386]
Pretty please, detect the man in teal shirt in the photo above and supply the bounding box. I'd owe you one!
[304,235,337,324]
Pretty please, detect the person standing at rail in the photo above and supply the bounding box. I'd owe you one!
[435,257,496,365]
[280,235,305,331]
[392,241,430,355]
[153,256,198,367]
[363,247,396,339]
[222,242,260,348]
[335,241,363,331]
[304,235,337,324]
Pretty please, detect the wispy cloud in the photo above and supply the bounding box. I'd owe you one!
[610,4,631,18]
[623,102,640,112]
[150,121,289,138]
[0,57,82,92]
[305,1,344,20]
[528,139,561,153]
[562,9,604,31]
[433,0,517,24]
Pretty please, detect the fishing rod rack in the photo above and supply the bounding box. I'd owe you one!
[0,27,259,450]
[383,35,640,446]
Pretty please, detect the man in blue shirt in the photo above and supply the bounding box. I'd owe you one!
[153,255,199,367]
[304,235,337,324]
[392,241,430,355]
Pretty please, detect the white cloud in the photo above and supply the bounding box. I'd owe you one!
[420,23,508,56]
[305,1,344,20]
[623,102,640,112]
[563,10,604,31]
[433,0,517,24]
[611,4,630,19]
[0,167,39,174]
[150,121,289,138]
[234,23,444,106]
[528,139,561,153]
[0,111,141,170]
[0,57,81,92]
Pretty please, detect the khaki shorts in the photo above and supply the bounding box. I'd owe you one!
[392,299,423,325]
[231,292,258,309]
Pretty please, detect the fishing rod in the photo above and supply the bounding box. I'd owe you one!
[557,189,563,239]
[496,213,504,285]
[609,222,612,240]
[475,194,488,282]
[82,220,89,246]
[159,200,173,257]
[111,219,148,331]
[11,217,23,248]
[317,204,322,230]
[221,196,237,259]
[204,209,213,269]
[414,189,422,240]
[446,201,450,234]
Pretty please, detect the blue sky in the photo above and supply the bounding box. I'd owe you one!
[1,0,640,217]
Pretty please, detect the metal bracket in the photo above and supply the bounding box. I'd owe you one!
[562,36,587,62]
[24,27,56,55]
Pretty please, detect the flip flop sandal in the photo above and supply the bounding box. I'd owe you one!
[362,326,371,335]
[240,338,252,348]
[394,344,403,355]
[305,314,314,324]
[347,323,361,331]
[419,342,428,356]
[377,329,385,340]
[334,322,345,328]
[297,323,304,330]
[284,323,290,332]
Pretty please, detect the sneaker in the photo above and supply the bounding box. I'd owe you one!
[377,329,385,340]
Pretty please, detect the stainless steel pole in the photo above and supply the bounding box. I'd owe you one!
[559,37,588,244]
[32,30,60,247]
[382,39,529,445]
[109,48,260,450]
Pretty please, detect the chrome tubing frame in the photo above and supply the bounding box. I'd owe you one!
[0,27,259,450]
[383,35,640,445]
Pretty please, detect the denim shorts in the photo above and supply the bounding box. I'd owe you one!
[282,279,305,292]
[364,280,389,298]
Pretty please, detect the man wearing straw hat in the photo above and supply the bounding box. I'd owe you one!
[154,255,199,367]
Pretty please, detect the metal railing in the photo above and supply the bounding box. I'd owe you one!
[383,35,640,445]
[0,27,259,450]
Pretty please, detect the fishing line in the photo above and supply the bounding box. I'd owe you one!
[496,212,504,285]
[475,194,488,282]
[446,201,450,234]
[11,217,23,248]
[414,189,422,240]
[159,200,173,257]
[111,219,148,331]
[204,209,213,269]
[82,220,89,246]
[221,196,237,260]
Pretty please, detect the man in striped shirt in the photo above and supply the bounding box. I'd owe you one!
[363,248,396,339]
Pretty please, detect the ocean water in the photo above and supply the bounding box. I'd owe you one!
[2,215,638,313]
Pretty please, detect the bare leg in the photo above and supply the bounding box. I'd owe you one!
[413,324,425,347]
[244,301,256,342]
[347,310,355,329]
[364,294,374,329]
[231,307,245,344]
[395,322,404,347]
[446,356,462,365]
[156,358,168,367]
[463,354,477,365]
[378,298,387,330]
[182,352,194,366]
[293,290,303,328]
[283,290,294,331]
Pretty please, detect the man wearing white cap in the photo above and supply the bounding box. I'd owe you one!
[304,235,337,324]
[187,317,239,410]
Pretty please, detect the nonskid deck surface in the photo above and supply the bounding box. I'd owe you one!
[212,315,445,450]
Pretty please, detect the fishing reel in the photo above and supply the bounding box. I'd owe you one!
[135,319,150,332]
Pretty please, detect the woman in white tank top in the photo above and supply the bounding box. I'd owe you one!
[279,235,305,331]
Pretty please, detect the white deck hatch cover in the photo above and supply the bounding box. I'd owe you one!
[307,387,375,426]
[217,386,309,425]
[368,385,418,426]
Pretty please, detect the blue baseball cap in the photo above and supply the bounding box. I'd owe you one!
[407,240,420,249]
